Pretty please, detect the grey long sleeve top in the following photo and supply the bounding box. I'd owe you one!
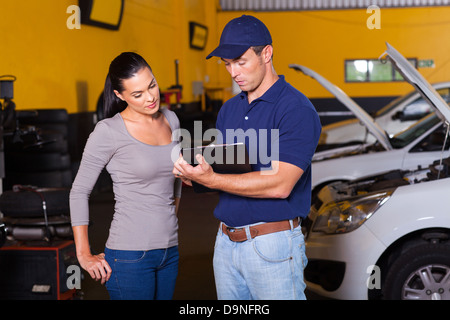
[70,108,182,251]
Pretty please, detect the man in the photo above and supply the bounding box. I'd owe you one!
[174,15,321,300]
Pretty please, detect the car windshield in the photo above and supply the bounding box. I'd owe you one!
[375,91,416,117]
[389,112,441,148]
[375,87,450,118]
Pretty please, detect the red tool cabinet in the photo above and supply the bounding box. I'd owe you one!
[0,240,78,300]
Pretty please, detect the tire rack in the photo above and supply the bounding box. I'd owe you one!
[3,109,72,190]
[0,109,72,242]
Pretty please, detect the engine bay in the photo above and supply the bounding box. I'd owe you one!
[325,156,450,199]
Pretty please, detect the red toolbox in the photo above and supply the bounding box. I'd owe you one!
[0,240,78,300]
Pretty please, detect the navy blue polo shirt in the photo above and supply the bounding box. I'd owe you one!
[214,75,321,227]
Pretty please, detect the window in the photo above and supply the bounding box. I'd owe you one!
[410,123,450,153]
[390,113,440,149]
[345,58,417,83]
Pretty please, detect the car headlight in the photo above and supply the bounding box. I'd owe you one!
[312,190,393,234]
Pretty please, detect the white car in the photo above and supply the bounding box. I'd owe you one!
[290,45,450,196]
[304,43,450,300]
[289,67,450,147]
[305,152,450,300]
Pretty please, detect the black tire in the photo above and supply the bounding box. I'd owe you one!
[18,109,69,124]
[5,152,70,172]
[18,109,69,138]
[33,131,68,153]
[4,169,73,189]
[32,123,68,138]
[0,188,70,218]
[383,243,450,300]
[4,130,68,154]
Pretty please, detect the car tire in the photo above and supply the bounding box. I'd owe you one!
[0,188,70,218]
[4,130,68,154]
[4,169,73,189]
[18,109,69,124]
[383,243,450,300]
[5,152,71,172]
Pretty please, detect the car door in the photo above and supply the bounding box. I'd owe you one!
[402,121,450,169]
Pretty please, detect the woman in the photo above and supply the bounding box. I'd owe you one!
[70,52,182,300]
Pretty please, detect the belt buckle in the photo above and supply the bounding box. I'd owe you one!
[226,226,241,233]
[224,226,251,242]
[227,226,258,241]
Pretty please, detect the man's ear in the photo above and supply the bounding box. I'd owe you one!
[262,45,273,63]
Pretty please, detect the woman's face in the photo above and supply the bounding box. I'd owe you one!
[114,67,160,116]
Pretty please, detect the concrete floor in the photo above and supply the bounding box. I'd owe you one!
[81,185,219,300]
[80,185,321,300]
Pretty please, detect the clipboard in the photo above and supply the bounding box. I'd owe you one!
[181,142,252,193]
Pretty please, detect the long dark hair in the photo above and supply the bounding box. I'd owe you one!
[103,52,152,119]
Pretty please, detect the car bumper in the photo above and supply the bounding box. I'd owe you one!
[304,224,387,300]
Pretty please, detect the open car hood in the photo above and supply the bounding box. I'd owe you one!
[381,42,450,124]
[289,64,393,151]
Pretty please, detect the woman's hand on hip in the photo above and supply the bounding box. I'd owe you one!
[78,252,112,285]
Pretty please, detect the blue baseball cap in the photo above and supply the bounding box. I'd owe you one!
[206,15,272,60]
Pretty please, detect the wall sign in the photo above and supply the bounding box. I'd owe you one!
[189,22,208,50]
[79,0,125,31]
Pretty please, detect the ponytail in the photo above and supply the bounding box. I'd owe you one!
[103,74,127,119]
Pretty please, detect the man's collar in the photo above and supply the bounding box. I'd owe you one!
[238,75,286,103]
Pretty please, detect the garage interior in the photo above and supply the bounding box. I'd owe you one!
[0,0,450,301]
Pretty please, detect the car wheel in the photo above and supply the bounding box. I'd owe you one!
[5,152,71,172]
[383,243,450,300]
[0,188,70,218]
[4,169,73,189]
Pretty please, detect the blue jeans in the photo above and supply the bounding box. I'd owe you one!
[104,246,178,300]
[213,222,307,300]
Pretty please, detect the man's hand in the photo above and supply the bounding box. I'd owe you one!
[173,153,304,199]
[173,154,214,187]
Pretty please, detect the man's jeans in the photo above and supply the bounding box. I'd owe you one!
[104,246,178,300]
[213,222,308,300]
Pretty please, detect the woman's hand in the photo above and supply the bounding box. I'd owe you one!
[77,252,112,285]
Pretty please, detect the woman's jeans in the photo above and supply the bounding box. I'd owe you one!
[104,246,178,300]
[213,222,307,300]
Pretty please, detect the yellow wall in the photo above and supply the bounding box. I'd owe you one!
[1,3,449,114]
[214,7,450,99]
[0,0,220,113]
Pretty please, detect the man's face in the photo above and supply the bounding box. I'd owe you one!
[222,47,266,94]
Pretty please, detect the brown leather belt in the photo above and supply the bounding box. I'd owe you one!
[221,218,301,242]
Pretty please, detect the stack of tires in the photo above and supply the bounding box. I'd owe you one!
[0,187,72,242]
[3,109,72,189]
[0,109,72,242]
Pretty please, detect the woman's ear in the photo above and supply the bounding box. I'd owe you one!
[114,90,125,101]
